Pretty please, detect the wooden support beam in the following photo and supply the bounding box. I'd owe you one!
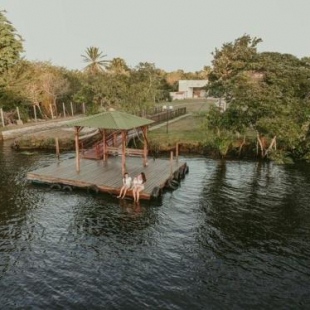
[103,129,107,162]
[75,126,82,172]
[121,131,127,175]
[143,126,148,166]
[170,151,174,176]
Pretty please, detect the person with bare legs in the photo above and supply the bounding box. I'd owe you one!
[132,172,146,202]
[117,172,132,198]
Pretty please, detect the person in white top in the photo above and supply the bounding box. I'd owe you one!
[117,172,132,199]
[132,172,146,202]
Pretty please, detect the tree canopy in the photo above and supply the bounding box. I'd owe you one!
[205,34,310,161]
[0,10,23,75]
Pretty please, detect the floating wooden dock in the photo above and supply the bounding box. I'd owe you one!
[26,156,188,201]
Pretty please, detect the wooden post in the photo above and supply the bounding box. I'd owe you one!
[70,102,74,116]
[33,105,37,122]
[62,102,66,117]
[75,127,81,172]
[16,107,23,125]
[49,104,54,119]
[16,107,21,120]
[82,102,86,114]
[176,142,179,163]
[113,132,117,146]
[0,108,5,127]
[121,131,126,175]
[55,137,60,160]
[170,151,174,176]
[103,129,106,162]
[143,126,148,166]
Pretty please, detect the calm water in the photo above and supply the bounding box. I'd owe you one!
[0,140,310,309]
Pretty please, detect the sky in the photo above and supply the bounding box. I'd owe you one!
[1,0,310,72]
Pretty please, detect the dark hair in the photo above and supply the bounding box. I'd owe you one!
[141,172,146,183]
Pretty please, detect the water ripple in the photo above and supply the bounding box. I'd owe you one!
[1,147,310,309]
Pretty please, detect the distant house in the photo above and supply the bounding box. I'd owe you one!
[170,80,208,100]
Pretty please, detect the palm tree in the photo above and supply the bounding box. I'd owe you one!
[81,46,109,74]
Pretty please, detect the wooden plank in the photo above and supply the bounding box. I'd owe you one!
[27,156,187,200]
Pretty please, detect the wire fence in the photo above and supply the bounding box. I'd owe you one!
[148,107,187,125]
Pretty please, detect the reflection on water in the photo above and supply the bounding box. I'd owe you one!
[0,140,310,309]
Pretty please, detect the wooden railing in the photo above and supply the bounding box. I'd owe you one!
[106,146,146,157]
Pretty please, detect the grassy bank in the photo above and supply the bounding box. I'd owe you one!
[148,114,206,152]
[148,98,214,154]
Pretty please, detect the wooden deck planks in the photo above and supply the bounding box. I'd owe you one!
[27,156,186,200]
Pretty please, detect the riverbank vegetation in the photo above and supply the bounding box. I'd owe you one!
[1,11,310,163]
[203,35,310,163]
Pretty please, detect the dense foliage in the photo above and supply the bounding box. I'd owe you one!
[0,10,23,74]
[205,35,310,162]
[0,10,24,114]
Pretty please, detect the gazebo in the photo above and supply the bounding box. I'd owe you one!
[67,111,155,174]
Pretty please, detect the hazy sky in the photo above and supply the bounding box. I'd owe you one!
[1,0,310,72]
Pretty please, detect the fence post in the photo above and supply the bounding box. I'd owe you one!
[33,105,37,122]
[16,107,23,125]
[0,108,5,127]
[55,137,60,160]
[170,151,174,176]
[82,102,86,114]
[50,104,54,119]
[16,107,21,120]
[62,102,66,117]
[70,102,74,116]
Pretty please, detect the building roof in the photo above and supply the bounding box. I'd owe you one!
[66,110,154,130]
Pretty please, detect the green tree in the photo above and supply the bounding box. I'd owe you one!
[208,34,261,98]
[0,10,23,74]
[107,57,130,75]
[73,72,110,114]
[205,35,310,160]
[14,62,71,117]
[0,60,33,109]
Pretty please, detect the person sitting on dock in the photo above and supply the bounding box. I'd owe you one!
[117,172,132,199]
[132,172,146,202]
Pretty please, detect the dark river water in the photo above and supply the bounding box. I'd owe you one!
[0,140,310,309]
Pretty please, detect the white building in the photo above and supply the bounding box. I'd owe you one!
[170,80,208,100]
